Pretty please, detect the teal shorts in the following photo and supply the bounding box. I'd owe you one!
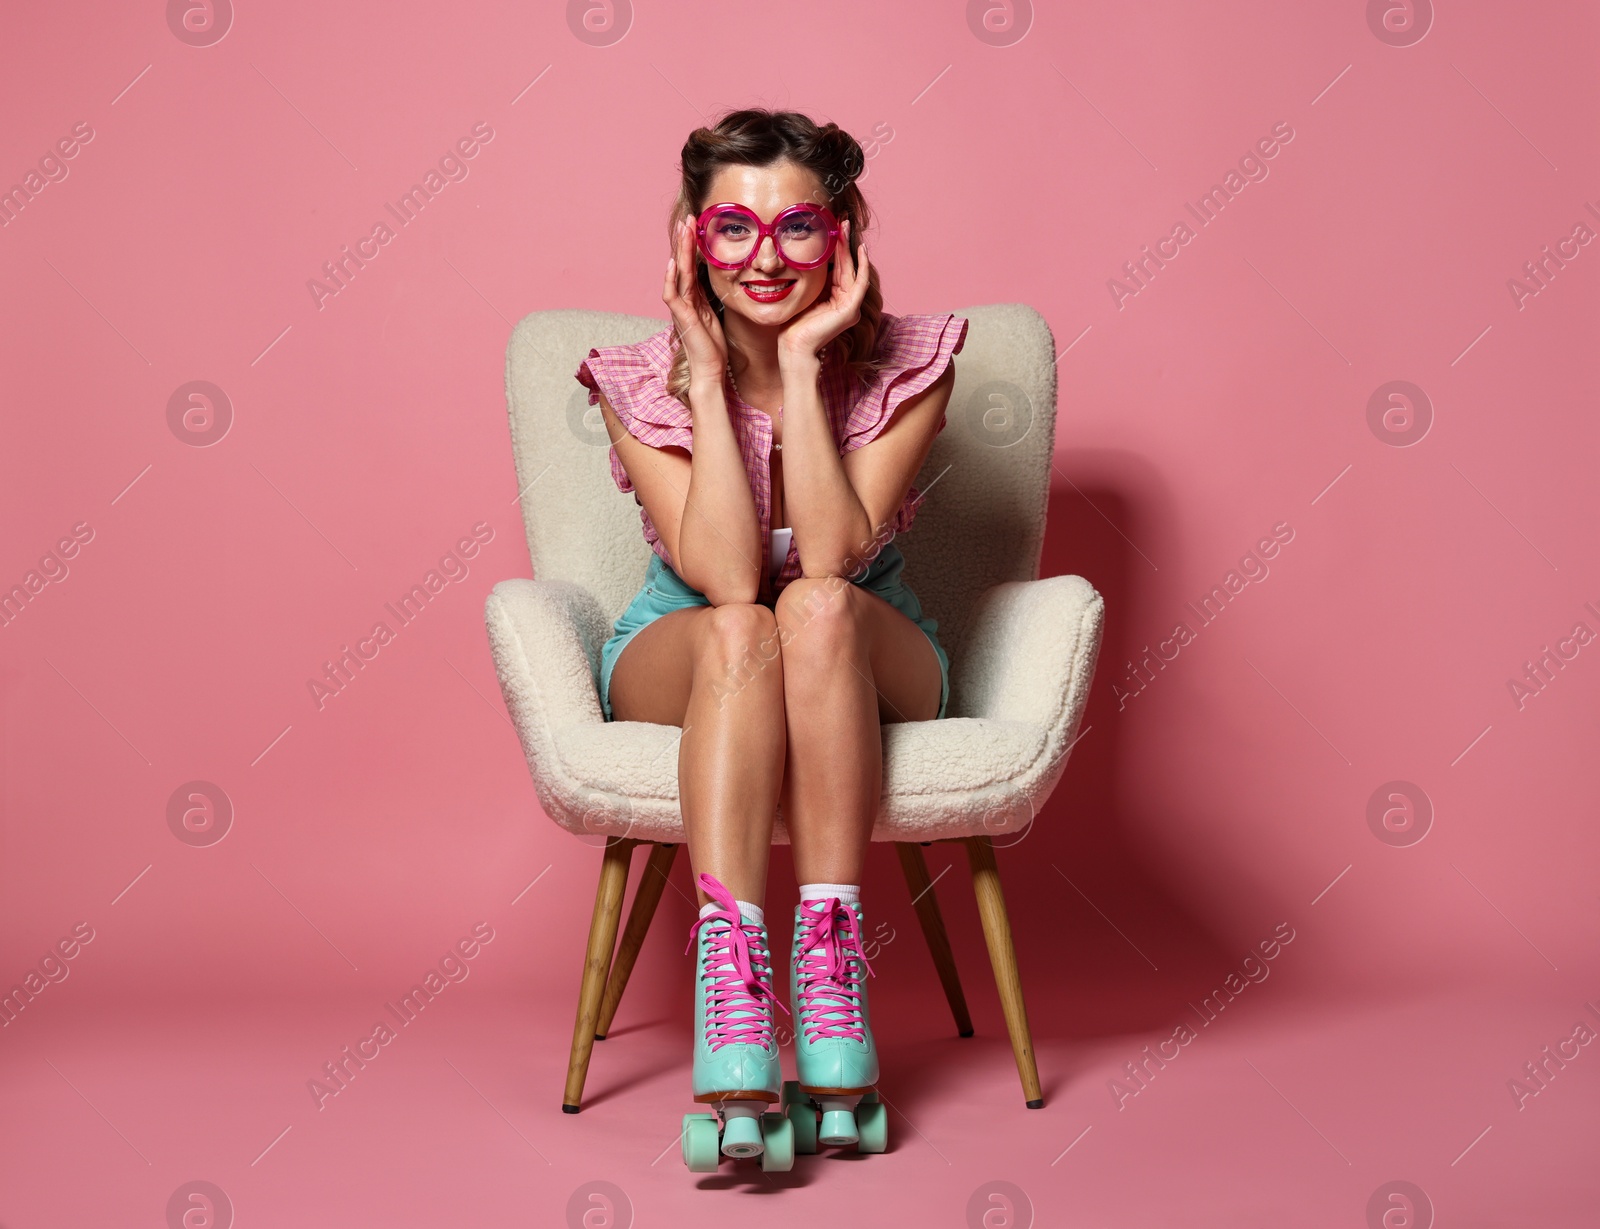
[599,540,950,723]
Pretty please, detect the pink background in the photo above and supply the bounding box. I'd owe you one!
[2,1,1596,1225]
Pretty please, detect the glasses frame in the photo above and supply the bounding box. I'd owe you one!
[693,201,842,271]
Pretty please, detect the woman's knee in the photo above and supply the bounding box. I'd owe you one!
[692,602,784,693]
[775,577,863,663]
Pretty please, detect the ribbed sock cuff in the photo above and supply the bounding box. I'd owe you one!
[798,882,860,906]
[700,899,764,926]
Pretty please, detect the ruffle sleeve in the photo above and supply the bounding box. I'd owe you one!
[841,312,968,454]
[575,331,695,495]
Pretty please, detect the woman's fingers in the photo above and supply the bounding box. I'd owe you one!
[834,218,867,319]
[670,222,685,301]
[665,222,701,332]
[849,240,870,311]
[678,219,699,302]
[665,221,689,308]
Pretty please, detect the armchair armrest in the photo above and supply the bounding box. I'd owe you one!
[955,573,1104,739]
[484,579,612,773]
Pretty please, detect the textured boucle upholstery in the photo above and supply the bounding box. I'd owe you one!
[484,304,1104,842]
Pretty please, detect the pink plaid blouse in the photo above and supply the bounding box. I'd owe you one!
[575,311,968,592]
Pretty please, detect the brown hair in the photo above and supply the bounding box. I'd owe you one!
[664,107,887,401]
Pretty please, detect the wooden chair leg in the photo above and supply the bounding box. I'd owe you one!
[594,842,678,1040]
[964,835,1044,1108]
[895,842,974,1037]
[562,836,637,1113]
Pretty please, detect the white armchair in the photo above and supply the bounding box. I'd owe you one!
[484,304,1104,1114]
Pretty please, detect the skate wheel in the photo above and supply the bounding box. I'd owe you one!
[682,1113,720,1172]
[856,1097,887,1152]
[785,1098,818,1154]
[720,1112,764,1158]
[760,1112,794,1171]
[819,1108,857,1146]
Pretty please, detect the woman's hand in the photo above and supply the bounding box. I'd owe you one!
[777,218,870,368]
[663,217,728,386]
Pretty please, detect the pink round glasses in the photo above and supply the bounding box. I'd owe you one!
[694,201,842,271]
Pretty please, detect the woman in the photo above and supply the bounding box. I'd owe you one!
[574,108,966,1171]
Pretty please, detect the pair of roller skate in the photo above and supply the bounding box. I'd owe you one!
[681,872,886,1173]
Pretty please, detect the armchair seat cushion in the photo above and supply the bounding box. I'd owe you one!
[547,717,1050,844]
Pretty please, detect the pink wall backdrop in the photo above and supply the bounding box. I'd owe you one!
[2,1,1596,1225]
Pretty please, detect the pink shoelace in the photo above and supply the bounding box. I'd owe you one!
[684,873,789,1051]
[793,896,877,1044]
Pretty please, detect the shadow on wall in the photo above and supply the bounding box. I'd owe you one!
[945,449,1272,1042]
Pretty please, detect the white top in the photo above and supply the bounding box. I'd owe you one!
[768,526,793,582]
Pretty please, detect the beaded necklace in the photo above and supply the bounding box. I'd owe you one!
[724,345,829,452]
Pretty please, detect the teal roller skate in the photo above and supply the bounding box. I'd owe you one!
[679,872,795,1173]
[783,895,887,1154]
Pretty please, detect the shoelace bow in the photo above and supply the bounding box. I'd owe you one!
[685,873,789,1050]
[794,896,876,1044]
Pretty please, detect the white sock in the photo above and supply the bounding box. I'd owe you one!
[700,899,765,926]
[799,882,860,906]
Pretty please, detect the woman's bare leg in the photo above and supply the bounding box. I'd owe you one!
[773,577,943,886]
[607,602,786,908]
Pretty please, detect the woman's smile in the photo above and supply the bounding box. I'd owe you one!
[741,278,796,303]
